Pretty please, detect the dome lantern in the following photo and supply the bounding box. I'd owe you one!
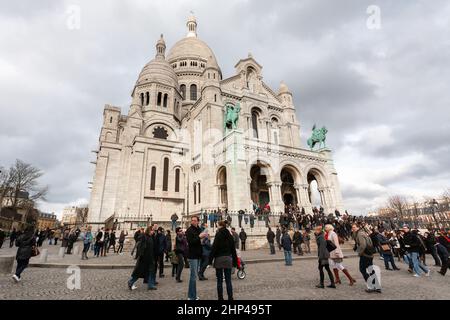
[155,34,166,59]
[186,14,197,38]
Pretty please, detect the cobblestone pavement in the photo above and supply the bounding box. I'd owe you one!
[0,255,448,300]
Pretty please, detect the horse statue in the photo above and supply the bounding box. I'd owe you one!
[224,102,241,130]
[307,124,328,150]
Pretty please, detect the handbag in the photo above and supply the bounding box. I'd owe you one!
[31,246,40,257]
[380,244,391,252]
[326,240,337,252]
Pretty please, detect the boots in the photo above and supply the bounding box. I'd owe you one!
[333,269,341,284]
[342,269,356,286]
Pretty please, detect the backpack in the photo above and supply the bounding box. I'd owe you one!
[363,234,377,255]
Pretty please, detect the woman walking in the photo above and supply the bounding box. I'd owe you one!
[127,226,157,290]
[12,226,36,282]
[117,230,127,254]
[82,227,93,260]
[209,220,238,300]
[325,224,356,285]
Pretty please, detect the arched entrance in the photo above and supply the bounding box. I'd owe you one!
[217,166,228,209]
[250,162,270,208]
[307,169,325,208]
[280,168,297,206]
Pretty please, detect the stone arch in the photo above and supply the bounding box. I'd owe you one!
[144,121,178,141]
[304,164,329,209]
[249,160,274,209]
[216,165,228,209]
[279,164,302,206]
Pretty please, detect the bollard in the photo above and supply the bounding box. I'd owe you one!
[73,245,79,256]
[39,249,48,263]
[58,247,65,258]
[0,256,15,274]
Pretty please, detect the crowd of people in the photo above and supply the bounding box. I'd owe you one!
[2,204,449,299]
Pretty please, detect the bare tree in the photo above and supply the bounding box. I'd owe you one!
[0,166,15,209]
[6,160,49,210]
[387,195,409,220]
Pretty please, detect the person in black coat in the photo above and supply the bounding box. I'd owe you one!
[9,228,18,248]
[209,220,238,300]
[239,228,247,251]
[155,227,167,278]
[128,226,157,290]
[185,216,205,300]
[267,227,276,254]
[13,226,36,282]
[0,229,5,249]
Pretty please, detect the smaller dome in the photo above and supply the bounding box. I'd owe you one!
[136,59,178,88]
[279,81,291,94]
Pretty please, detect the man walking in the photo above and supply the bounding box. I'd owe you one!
[185,216,205,300]
[281,228,293,266]
[352,223,381,293]
[267,227,276,255]
[314,226,335,288]
[239,228,247,251]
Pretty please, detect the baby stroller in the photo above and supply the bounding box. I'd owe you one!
[232,256,246,279]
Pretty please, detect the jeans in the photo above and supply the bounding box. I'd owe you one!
[359,256,373,282]
[94,242,101,257]
[199,255,209,278]
[188,259,200,299]
[83,243,90,253]
[269,243,275,254]
[158,254,164,276]
[318,260,334,285]
[15,258,30,278]
[171,220,177,231]
[128,272,156,289]
[176,254,184,280]
[284,250,292,265]
[409,252,429,275]
[241,241,246,251]
[430,246,441,266]
[382,253,398,269]
[216,268,233,300]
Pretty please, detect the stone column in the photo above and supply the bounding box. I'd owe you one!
[301,184,313,214]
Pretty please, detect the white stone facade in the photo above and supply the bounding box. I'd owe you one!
[87,16,344,226]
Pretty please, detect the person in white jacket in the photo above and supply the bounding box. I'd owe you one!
[325,224,356,286]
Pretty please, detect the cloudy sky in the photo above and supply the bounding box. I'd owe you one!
[1,0,449,218]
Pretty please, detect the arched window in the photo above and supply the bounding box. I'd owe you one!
[198,182,201,203]
[140,93,144,106]
[157,92,162,106]
[180,84,186,100]
[273,131,279,145]
[150,166,156,191]
[190,84,197,101]
[146,92,150,106]
[109,116,113,124]
[193,182,197,205]
[162,158,169,192]
[175,168,180,192]
[214,94,217,102]
[163,94,168,108]
[251,110,259,138]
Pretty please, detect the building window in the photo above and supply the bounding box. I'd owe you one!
[153,126,169,140]
[193,182,197,205]
[163,94,168,108]
[146,92,150,106]
[190,84,197,101]
[251,111,259,138]
[180,84,186,100]
[175,169,180,192]
[150,166,156,191]
[163,158,169,192]
[109,117,113,124]
[140,93,144,106]
[157,92,162,106]
[198,182,201,203]
[214,94,217,102]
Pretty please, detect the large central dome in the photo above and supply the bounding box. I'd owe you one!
[166,15,220,71]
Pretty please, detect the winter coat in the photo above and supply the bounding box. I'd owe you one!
[281,233,292,251]
[166,234,172,252]
[175,234,188,257]
[327,230,344,259]
[316,232,329,263]
[209,227,238,268]
[275,229,281,243]
[155,233,167,256]
[15,232,36,261]
[131,233,156,279]
[293,231,303,245]
[186,225,203,259]
[403,232,421,253]
[266,230,275,244]
[239,231,247,242]
[232,231,240,249]
[354,229,374,258]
